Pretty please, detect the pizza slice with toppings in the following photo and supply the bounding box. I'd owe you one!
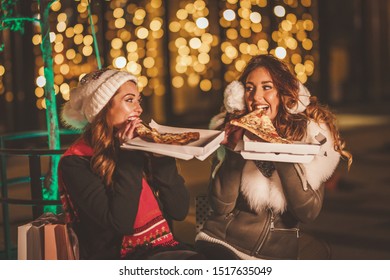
[230,110,292,144]
[136,123,200,145]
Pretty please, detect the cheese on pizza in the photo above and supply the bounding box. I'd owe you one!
[230,110,291,144]
[136,123,200,145]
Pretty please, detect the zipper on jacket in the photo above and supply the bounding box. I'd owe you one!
[269,209,300,238]
[254,209,271,255]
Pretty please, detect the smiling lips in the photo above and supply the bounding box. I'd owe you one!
[255,105,269,112]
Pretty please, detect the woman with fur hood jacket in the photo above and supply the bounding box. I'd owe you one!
[195,54,352,260]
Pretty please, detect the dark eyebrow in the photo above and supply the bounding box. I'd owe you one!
[123,93,137,98]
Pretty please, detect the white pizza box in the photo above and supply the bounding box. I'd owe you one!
[240,151,315,163]
[243,137,321,155]
[121,120,225,161]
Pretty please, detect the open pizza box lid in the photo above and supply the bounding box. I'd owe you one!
[237,133,325,163]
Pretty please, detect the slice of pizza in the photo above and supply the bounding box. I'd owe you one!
[136,123,200,145]
[230,110,292,144]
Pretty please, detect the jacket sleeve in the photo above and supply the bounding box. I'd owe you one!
[59,150,144,235]
[273,162,324,223]
[209,149,246,215]
[273,120,340,223]
[147,155,189,221]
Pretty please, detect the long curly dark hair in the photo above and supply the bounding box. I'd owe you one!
[83,102,117,187]
[238,54,352,169]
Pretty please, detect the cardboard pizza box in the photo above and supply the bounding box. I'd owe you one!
[121,120,225,161]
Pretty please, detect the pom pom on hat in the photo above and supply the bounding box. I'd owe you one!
[61,68,137,129]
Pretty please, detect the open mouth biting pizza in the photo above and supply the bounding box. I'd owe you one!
[136,123,200,145]
[230,110,292,144]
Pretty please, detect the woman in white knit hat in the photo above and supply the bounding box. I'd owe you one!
[59,68,201,259]
[195,54,352,259]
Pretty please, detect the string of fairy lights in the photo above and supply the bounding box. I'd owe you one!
[0,0,318,119]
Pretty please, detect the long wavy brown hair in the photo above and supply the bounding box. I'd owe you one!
[82,102,117,187]
[238,54,352,169]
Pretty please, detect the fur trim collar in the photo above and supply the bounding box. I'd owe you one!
[240,120,340,214]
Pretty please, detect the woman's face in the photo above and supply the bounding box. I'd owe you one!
[106,81,143,129]
[244,67,280,121]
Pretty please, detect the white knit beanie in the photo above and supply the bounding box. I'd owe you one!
[61,68,137,129]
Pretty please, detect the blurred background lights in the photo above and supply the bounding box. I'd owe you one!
[196,17,209,29]
[274,5,286,17]
[223,9,236,21]
[275,47,287,59]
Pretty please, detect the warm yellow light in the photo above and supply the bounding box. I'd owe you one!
[113,8,124,18]
[250,12,261,23]
[178,46,190,56]
[151,0,162,9]
[0,65,5,76]
[54,54,64,64]
[169,21,181,32]
[291,53,302,64]
[32,34,41,45]
[66,49,76,60]
[223,9,236,21]
[226,28,238,40]
[74,24,84,34]
[114,56,127,68]
[176,9,188,20]
[82,45,93,56]
[60,64,70,75]
[51,0,61,12]
[184,22,196,33]
[294,63,305,75]
[65,27,74,38]
[198,43,211,53]
[303,20,314,31]
[198,53,210,64]
[274,5,286,17]
[136,27,149,39]
[83,35,93,46]
[175,37,187,48]
[297,73,308,83]
[60,83,70,95]
[135,9,146,20]
[115,18,126,29]
[150,19,162,31]
[143,57,155,68]
[196,17,209,29]
[235,60,246,72]
[54,43,64,53]
[36,76,46,87]
[286,37,298,50]
[286,14,297,24]
[200,79,212,91]
[193,62,206,73]
[221,54,232,65]
[188,73,200,87]
[301,0,312,7]
[302,38,313,50]
[172,76,184,88]
[275,47,287,59]
[74,34,83,45]
[225,46,238,59]
[189,38,202,49]
[281,20,292,31]
[175,64,187,74]
[57,21,66,33]
[138,76,148,88]
[35,87,44,98]
[57,12,67,23]
[126,41,138,53]
[111,38,123,49]
[251,23,262,33]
